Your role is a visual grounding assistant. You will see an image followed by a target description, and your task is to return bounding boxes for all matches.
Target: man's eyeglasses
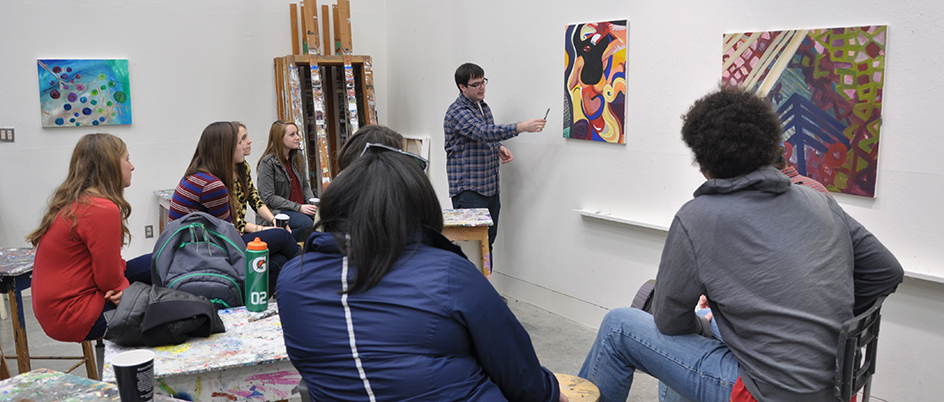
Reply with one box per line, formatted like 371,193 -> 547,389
466,78 -> 488,89
360,142 -> 429,173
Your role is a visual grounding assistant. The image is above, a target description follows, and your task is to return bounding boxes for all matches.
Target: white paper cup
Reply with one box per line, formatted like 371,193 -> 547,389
112,349 -> 155,402
274,213 -> 290,228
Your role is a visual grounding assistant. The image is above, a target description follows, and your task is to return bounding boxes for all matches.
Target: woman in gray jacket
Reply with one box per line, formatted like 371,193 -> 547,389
256,120 -> 316,242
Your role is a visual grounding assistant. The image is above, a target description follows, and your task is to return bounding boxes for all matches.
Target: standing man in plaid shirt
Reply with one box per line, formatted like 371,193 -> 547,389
444,62 -> 547,258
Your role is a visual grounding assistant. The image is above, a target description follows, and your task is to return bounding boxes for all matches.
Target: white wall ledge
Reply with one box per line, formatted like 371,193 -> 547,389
574,209 -> 670,232
575,209 -> 944,285
903,270 -> 944,285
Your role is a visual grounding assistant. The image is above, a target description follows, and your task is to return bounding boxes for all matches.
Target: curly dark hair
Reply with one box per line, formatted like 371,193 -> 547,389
680,86 -> 783,179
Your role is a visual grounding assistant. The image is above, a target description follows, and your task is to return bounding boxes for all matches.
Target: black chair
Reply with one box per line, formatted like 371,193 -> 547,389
835,296 -> 885,402
630,279 -> 656,313
298,377 -> 312,402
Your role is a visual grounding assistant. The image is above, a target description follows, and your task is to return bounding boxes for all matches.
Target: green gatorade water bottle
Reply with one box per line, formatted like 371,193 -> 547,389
246,237 -> 269,312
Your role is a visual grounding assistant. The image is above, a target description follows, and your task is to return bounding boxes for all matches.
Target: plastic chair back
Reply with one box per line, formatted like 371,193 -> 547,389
298,377 -> 312,402
835,296 -> 885,402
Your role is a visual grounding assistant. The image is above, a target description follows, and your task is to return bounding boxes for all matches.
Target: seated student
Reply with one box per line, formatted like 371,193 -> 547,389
298,124 -> 405,238
233,121 -> 285,232
578,86 -> 904,402
335,124 -> 404,171
255,120 -> 316,242
169,121 -> 299,290
27,133 -> 151,342
277,146 -> 566,402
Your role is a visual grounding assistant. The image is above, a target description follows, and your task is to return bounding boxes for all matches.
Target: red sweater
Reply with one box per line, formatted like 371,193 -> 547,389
32,196 -> 130,342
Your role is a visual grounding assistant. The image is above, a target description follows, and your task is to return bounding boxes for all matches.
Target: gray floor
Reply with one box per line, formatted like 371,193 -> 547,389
0,293 -> 651,402
506,297 -> 660,402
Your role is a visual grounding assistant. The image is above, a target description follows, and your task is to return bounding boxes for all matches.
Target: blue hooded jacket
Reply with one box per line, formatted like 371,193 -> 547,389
277,227 -> 560,402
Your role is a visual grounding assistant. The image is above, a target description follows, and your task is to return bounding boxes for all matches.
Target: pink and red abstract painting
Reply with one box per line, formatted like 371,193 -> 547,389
723,26 -> 886,197
564,20 -> 627,144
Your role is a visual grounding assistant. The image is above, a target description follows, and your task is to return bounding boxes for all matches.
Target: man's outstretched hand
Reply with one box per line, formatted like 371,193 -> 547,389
517,118 -> 547,133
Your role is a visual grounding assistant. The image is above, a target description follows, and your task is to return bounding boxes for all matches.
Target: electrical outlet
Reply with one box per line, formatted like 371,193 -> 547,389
0,128 -> 13,143
145,225 -> 154,238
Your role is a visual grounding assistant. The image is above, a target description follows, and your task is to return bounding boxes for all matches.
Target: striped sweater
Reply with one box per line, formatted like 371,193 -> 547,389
169,172 -> 230,223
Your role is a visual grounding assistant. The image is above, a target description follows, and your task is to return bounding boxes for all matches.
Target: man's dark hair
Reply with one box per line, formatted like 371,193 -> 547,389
454,63 -> 484,90
680,86 -> 783,179
317,149 -> 443,294
337,125 -> 405,171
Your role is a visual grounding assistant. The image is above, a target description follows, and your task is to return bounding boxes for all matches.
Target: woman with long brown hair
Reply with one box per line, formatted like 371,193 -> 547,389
169,121 -> 298,293
256,120 -> 316,242
27,133 -> 151,342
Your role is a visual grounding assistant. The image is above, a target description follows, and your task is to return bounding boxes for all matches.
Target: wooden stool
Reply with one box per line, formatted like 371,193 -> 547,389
555,373 -> 600,402
3,340 -> 99,380
78,340 -> 99,380
0,343 -> 11,380
56,340 -> 99,380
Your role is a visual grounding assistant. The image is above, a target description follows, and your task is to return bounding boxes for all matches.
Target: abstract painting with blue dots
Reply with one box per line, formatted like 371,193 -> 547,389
37,59 -> 132,127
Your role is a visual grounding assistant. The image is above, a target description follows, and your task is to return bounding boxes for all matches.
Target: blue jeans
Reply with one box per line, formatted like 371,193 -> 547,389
86,253 -> 153,340
579,308 -> 739,402
659,308 -> 725,402
280,210 -> 314,243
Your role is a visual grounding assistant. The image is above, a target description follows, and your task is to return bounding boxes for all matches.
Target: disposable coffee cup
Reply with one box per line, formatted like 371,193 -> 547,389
308,197 -> 319,204
274,213 -> 290,228
112,349 -> 155,402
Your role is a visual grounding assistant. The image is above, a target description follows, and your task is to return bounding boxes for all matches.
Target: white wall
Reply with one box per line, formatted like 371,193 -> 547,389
382,1 -> 944,400
2,0 -> 942,400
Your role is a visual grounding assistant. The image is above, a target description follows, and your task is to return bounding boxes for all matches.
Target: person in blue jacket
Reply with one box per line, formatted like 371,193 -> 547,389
277,144 -> 566,402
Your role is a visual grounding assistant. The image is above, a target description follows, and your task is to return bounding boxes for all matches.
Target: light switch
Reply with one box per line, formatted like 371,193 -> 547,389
0,128 -> 13,143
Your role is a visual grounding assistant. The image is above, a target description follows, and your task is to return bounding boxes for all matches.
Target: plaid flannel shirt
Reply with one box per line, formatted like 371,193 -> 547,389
780,166 -> 831,196
443,94 -> 519,197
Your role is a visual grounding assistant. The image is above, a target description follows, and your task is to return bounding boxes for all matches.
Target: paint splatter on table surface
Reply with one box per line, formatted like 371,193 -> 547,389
103,303 -> 287,382
0,248 -> 35,276
442,208 -> 492,227
0,368 -> 182,401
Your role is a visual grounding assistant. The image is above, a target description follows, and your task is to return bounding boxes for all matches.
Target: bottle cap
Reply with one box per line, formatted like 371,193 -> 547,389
247,237 -> 268,251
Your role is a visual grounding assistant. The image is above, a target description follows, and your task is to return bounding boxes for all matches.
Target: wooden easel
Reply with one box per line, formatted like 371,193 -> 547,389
274,0 -> 378,194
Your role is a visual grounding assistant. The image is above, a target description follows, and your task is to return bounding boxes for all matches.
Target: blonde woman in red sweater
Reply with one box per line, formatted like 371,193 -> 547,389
26,133 -> 151,342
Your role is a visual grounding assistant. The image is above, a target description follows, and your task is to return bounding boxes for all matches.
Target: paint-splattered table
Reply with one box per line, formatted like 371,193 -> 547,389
155,189 -> 175,234
0,247 -> 36,373
0,368 -> 183,401
103,303 -> 300,401
442,208 -> 493,279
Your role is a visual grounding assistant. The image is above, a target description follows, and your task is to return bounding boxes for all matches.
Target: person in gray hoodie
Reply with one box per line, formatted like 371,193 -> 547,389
579,86 -> 903,402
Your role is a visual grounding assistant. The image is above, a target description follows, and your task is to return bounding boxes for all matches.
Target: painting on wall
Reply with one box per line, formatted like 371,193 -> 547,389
564,20 -> 627,144
723,26 -> 886,197
37,59 -> 132,127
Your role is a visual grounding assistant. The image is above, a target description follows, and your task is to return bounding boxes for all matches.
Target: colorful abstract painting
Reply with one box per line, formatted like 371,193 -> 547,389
564,20 -> 627,144
37,59 -> 132,127
723,26 -> 886,197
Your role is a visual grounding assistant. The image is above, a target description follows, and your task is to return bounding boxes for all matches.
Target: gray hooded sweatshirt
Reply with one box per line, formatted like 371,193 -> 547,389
651,165 -> 902,402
